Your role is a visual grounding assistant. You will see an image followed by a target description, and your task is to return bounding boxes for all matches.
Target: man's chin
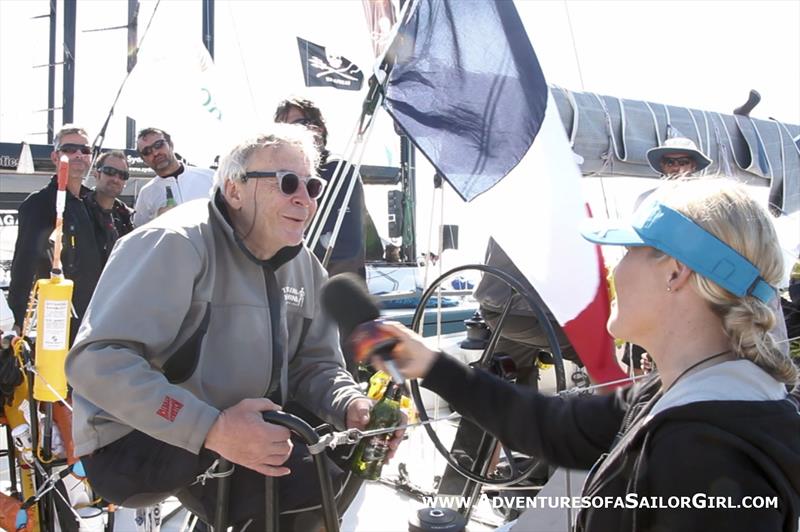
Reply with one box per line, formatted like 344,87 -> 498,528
155,159 -> 173,172
282,234 -> 305,249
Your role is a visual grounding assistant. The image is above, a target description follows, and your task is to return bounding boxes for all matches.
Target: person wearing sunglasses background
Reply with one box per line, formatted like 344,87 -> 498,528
7,124 -> 106,343
646,136 -> 712,178
85,150 -> 134,266
275,97 -> 371,280
67,124 -> 387,530
132,127 -> 214,227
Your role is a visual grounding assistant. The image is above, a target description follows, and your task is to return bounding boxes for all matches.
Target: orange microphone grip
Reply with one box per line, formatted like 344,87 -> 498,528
348,321 -> 399,364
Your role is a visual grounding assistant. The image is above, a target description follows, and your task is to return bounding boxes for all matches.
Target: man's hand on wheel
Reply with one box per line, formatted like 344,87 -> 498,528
204,398 -> 293,477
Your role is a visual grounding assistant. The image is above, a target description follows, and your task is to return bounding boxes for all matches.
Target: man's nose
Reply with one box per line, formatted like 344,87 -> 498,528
291,183 -> 312,205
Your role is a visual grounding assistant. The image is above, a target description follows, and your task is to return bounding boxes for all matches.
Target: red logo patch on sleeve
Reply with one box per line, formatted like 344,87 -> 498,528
156,396 -> 184,422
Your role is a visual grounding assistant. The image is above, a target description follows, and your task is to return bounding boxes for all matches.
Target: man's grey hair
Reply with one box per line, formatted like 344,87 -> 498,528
53,124 -> 89,148
214,123 -> 319,188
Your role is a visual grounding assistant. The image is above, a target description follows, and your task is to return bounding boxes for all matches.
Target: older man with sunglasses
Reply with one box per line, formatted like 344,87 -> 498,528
67,124 -> 383,531
133,127 -> 214,226
85,150 -> 134,265
7,124 -> 106,342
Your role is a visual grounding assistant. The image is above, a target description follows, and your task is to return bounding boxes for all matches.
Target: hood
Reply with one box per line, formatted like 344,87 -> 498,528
647,360 -> 800,497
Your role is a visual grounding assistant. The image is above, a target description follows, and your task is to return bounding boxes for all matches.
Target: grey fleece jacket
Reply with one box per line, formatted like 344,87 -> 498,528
66,190 -> 363,457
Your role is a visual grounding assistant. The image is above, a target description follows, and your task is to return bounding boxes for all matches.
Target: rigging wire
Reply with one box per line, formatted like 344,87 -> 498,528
225,1 -> 260,123
89,0 -> 163,161
563,0 -> 614,222
562,0 -> 585,92
421,183 -> 438,293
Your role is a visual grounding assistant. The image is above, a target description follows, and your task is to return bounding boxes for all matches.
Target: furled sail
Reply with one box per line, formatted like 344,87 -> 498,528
551,86 -> 800,214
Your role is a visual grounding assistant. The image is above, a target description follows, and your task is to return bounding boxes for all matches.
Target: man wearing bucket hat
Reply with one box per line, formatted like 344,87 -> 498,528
646,136 -> 713,177
367,180 -> 800,532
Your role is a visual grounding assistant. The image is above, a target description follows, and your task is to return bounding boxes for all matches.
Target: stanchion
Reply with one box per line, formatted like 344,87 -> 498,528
262,411 -> 340,532
213,458 -> 231,532
264,476 -> 279,532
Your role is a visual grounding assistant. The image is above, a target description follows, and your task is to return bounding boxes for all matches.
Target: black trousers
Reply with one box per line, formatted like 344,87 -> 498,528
82,430 -> 345,531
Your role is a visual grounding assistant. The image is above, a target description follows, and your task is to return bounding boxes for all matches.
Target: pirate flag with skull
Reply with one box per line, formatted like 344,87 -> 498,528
297,37 -> 364,91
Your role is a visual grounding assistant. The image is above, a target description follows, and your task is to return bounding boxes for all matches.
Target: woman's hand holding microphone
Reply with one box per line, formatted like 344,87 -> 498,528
369,321 -> 440,380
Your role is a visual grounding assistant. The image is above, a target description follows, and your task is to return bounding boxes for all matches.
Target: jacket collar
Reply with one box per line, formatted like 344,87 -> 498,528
158,163 -> 185,179
48,174 -> 92,198
209,187 -> 302,270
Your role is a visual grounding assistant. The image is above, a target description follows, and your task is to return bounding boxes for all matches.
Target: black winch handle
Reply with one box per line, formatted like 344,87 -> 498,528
262,410 -> 340,532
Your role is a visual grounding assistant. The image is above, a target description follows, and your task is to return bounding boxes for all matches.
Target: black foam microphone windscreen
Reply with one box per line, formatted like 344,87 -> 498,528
321,273 -> 380,338
321,273 -> 404,383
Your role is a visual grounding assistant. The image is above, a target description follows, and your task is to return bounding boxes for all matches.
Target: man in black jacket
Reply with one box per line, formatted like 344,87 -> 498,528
7,125 -> 104,342
84,150 -> 134,265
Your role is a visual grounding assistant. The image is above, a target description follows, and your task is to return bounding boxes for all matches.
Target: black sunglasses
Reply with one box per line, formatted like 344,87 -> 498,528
98,165 -> 130,180
57,143 -> 92,155
242,171 -> 326,199
662,157 -> 694,167
139,138 -> 168,157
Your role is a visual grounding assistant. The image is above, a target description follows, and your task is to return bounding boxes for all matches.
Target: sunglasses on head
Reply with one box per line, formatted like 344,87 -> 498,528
662,157 -> 694,167
242,171 -> 326,199
139,138 -> 168,157
98,165 -> 130,180
57,143 -> 92,155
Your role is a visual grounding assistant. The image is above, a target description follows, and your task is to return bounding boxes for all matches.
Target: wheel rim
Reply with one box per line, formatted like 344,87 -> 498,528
408,263 -> 566,486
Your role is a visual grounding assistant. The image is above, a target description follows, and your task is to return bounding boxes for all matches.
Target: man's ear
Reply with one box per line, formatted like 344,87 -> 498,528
50,150 -> 60,166
668,257 -> 693,291
224,179 -> 243,210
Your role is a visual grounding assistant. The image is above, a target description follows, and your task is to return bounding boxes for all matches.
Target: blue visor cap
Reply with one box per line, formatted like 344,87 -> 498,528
581,202 -> 776,303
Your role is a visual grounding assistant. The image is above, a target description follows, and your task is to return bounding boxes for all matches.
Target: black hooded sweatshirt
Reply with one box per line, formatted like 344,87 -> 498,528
422,354 -> 800,532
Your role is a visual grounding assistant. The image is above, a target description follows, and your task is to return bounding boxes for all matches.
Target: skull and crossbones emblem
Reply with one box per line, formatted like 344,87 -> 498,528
310,54 -> 360,81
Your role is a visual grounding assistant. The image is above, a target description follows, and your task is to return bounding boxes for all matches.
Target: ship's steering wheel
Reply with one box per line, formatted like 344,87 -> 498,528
408,264 -> 567,487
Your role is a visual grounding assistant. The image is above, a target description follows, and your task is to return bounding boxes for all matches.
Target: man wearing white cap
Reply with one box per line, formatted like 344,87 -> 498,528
646,136 -> 712,177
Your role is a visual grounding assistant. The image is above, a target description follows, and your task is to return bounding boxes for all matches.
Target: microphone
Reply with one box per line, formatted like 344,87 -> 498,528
321,273 -> 404,384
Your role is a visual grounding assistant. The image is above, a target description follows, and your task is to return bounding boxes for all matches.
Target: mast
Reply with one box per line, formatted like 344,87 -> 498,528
47,0 -> 57,143
125,0 -> 139,149
62,0 -> 76,124
202,0 -> 214,58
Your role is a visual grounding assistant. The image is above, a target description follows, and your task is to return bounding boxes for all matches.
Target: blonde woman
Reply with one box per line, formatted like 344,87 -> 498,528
375,180 -> 800,532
